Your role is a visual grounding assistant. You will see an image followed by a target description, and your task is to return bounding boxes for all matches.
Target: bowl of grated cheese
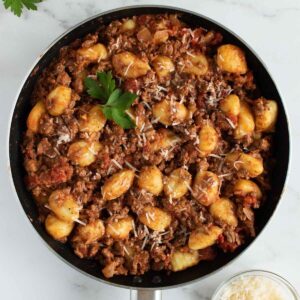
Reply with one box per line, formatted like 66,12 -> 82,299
211,270 -> 299,300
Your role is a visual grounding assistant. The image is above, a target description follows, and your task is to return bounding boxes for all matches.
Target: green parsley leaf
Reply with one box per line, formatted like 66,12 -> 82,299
112,109 -> 135,129
3,0 -> 43,17
102,106 -> 113,120
97,71 -> 115,99
84,71 -> 137,129
106,89 -> 122,107
114,92 -> 137,111
84,77 -> 103,99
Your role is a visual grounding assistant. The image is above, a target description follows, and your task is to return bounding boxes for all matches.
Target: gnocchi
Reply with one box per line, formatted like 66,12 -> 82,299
112,51 -> 150,78
209,198 -> 238,228
26,101 -> 46,133
183,53 -> 209,76
68,140 -> 102,167
233,179 -> 262,200
139,206 -> 171,231
137,27 -> 152,43
77,43 -> 108,62
106,216 -> 133,239
254,99 -> 278,132
46,85 -> 72,116
74,220 -> 105,244
152,99 -> 188,126
121,19 -> 136,32
198,123 -> 218,157
138,165 -> 163,195
216,44 -> 247,74
45,214 -> 74,241
164,168 -> 192,199
225,151 -> 264,178
188,226 -> 222,250
48,189 -> 80,222
150,129 -> 180,152
234,101 -> 255,139
153,56 -> 175,78
102,169 -> 135,200
220,94 -> 240,118
78,105 -> 106,132
153,30 -> 169,44
193,171 -> 220,206
171,248 -> 200,272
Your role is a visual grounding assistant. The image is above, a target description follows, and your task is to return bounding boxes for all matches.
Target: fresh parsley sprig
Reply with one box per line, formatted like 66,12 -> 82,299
3,0 -> 43,17
84,71 -> 137,129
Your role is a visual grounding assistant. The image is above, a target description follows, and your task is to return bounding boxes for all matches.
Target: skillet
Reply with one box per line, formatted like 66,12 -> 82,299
8,5 -> 290,300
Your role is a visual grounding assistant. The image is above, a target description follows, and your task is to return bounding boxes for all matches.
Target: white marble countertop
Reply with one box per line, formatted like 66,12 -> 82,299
1,0 -> 300,299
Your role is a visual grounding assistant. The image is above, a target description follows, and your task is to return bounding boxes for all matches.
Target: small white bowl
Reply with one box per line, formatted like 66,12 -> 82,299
211,270 -> 299,300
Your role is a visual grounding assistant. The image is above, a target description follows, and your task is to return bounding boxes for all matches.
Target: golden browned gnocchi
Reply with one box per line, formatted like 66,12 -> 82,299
138,165 -> 163,195
193,171 -> 220,206
234,101 -> 255,139
152,99 -> 188,126
150,128 -> 180,152
77,43 -> 108,62
164,168 -> 192,199
121,19 -> 136,32
67,140 -> 102,167
102,169 -> 135,200
198,123 -> 218,157
112,51 -> 150,78
210,198 -> 238,228
139,206 -> 171,231
46,85 -> 72,116
48,189 -> 80,222
183,53 -> 209,76
226,151 -> 264,178
26,101 -> 46,133
171,248 -> 200,272
188,226 -> 223,250
220,94 -> 240,118
45,214 -> 74,241
152,56 -> 175,78
153,30 -> 169,44
233,179 -> 262,200
216,44 -> 247,74
74,220 -> 105,244
254,99 -> 278,132
106,216 -> 133,239
78,105 -> 106,132
137,27 -> 152,43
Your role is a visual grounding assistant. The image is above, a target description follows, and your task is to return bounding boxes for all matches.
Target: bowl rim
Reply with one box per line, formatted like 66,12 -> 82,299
211,269 -> 300,299
7,4 -> 291,290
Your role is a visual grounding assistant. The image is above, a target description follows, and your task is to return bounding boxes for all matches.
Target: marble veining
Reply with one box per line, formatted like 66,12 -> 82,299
0,0 -> 300,299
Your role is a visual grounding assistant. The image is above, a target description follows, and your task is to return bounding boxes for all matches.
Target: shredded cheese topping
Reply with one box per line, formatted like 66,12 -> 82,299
217,275 -> 293,300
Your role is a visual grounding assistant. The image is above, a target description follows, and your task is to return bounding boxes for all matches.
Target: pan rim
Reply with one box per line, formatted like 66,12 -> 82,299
7,4 -> 291,290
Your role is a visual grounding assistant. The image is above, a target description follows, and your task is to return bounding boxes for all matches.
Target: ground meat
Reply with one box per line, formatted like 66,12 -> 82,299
102,259 -> 128,278
130,250 -> 150,275
73,242 -> 100,259
22,14 -> 276,278
26,157 -> 73,189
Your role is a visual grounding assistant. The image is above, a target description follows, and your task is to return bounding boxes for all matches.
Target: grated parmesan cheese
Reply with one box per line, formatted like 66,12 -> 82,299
225,117 -> 236,129
124,61 -> 133,76
111,159 -> 123,169
75,219 -> 86,226
57,133 -> 71,145
216,275 -> 293,300
124,160 -> 138,172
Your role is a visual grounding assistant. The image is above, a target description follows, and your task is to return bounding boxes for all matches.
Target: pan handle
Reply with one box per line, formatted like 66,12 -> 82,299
130,289 -> 162,300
